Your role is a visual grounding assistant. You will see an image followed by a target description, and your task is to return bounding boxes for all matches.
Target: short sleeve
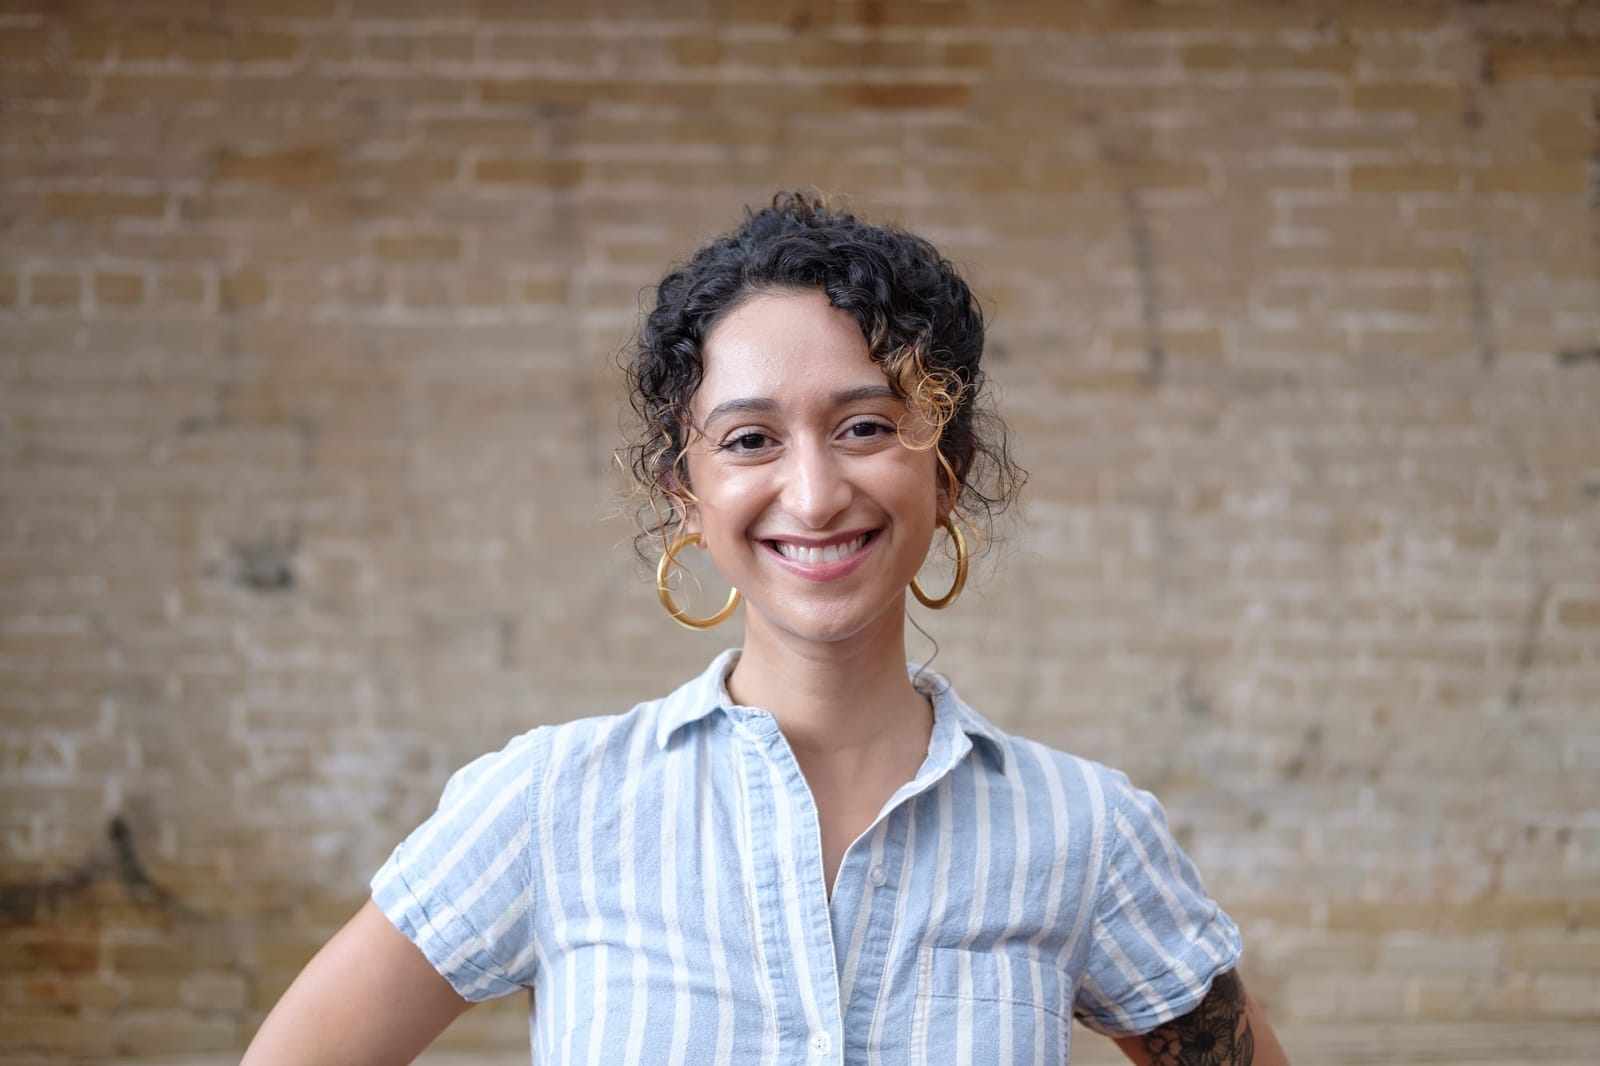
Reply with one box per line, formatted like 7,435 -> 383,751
1072,770 -> 1243,1036
370,727 -> 549,1002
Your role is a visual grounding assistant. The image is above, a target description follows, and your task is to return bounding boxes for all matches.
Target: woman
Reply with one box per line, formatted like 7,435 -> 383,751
243,193 -> 1289,1065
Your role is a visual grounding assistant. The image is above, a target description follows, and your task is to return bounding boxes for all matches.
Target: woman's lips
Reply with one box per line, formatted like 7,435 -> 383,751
762,530 -> 879,581
769,532 -> 869,565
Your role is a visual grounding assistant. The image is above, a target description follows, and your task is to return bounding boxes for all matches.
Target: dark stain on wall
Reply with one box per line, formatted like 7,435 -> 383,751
0,818 -> 182,926
1119,181 -> 1167,380
1504,582 -> 1550,715
229,532 -> 298,593
1556,346 -> 1600,367
1590,91 -> 1600,211
1465,35 -> 1498,370
1281,724 -> 1325,783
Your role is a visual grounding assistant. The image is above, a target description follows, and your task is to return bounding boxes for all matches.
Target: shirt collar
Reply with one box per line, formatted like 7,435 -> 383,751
653,648 -> 744,749
654,650 -> 1010,773
915,663 -> 1011,774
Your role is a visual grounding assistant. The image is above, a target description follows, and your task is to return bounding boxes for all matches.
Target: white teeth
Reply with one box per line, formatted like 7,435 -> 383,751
775,534 -> 868,564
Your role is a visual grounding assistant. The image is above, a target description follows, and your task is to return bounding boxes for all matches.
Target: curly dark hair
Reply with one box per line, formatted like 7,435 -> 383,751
622,190 -> 1025,562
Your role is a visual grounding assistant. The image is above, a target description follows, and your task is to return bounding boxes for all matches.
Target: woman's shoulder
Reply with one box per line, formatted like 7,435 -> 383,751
933,678 -> 1140,808
988,727 -> 1144,810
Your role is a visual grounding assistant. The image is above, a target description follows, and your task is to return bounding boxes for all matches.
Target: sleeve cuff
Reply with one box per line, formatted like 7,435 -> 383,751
370,851 -> 527,1002
1075,910 -> 1244,1036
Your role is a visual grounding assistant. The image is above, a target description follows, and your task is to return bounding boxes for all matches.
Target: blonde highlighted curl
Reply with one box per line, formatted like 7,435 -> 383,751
621,191 -> 1025,563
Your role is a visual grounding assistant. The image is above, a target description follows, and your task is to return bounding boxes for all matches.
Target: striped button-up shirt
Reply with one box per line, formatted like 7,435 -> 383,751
372,650 -> 1241,1064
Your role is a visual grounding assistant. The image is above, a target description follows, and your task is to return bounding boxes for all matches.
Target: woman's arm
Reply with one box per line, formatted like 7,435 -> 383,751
241,900 -> 473,1066
1113,970 -> 1290,1066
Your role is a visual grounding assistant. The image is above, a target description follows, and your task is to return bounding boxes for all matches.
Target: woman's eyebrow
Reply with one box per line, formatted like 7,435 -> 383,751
832,384 -> 897,405
703,397 -> 777,425
703,385 -> 897,427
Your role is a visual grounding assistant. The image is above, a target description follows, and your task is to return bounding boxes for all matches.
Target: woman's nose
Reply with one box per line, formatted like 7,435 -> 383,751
782,442 -> 851,527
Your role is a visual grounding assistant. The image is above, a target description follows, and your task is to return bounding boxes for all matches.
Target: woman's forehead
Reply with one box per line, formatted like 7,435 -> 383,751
695,290 -> 886,411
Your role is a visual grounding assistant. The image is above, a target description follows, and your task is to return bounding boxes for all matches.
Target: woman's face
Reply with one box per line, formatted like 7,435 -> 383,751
682,288 -> 944,649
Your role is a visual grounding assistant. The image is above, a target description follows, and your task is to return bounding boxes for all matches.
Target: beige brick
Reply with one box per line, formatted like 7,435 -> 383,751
1283,972 -> 1413,1020
1331,2 -> 1457,32
0,26 -> 49,59
1510,936 -> 1600,973
217,0 -> 339,14
1350,82 -> 1468,114
0,935 -> 102,973
155,270 -> 209,305
472,156 -> 584,187
0,1012 -> 108,1056
42,191 -> 167,223
829,81 -> 972,111
1354,41 -> 1430,75
420,116 -> 540,147
1531,974 -> 1600,1017
1378,935 -> 1504,974
216,147 -> 339,187
670,34 -> 723,68
941,40 -> 993,70
1556,599 -> 1600,627
1408,974 -> 1533,1019
1489,40 -> 1600,81
1132,159 -> 1214,192
107,1011 -> 239,1056
1477,162 -> 1590,196
522,277 -> 570,306
1183,43 -> 1358,76
371,233 -> 462,262
93,272 -> 145,306
69,23 -> 112,61
28,273 -> 82,306
2,68 -> 94,102
477,76 -> 596,107
116,21 -> 174,61
170,24 -> 296,64
1349,163 -> 1464,193
179,972 -> 249,1011
219,270 -> 270,308
1106,2 -> 1325,32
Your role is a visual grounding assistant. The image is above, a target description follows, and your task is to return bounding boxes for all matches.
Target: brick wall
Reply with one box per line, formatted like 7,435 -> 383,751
2,1 -> 1597,1062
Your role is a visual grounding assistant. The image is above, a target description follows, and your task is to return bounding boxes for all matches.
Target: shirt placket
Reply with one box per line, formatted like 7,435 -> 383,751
731,708 -> 846,1064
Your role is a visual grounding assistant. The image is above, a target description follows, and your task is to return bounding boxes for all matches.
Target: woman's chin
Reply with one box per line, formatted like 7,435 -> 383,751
742,596 -> 908,651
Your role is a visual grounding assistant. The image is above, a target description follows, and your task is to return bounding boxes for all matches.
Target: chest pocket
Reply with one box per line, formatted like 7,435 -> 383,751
914,946 -> 1072,1063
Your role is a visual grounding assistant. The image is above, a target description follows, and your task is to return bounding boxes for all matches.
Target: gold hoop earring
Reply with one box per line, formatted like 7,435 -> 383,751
656,531 -> 740,630
911,516 -> 968,610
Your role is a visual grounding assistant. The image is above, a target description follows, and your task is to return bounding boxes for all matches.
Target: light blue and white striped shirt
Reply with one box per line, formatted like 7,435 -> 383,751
372,650 -> 1241,1064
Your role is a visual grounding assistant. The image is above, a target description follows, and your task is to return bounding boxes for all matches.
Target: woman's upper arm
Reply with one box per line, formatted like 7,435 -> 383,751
241,899 -> 473,1066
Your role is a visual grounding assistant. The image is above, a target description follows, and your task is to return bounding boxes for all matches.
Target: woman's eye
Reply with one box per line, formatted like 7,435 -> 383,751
847,421 -> 892,439
723,432 -> 770,452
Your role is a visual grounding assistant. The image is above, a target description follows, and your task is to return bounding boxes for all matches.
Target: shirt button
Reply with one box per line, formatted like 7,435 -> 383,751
810,1032 -> 832,1055
868,864 -> 888,887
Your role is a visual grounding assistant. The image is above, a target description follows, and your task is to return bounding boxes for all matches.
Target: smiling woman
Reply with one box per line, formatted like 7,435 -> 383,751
241,192 -> 1289,1066
682,290 -> 947,653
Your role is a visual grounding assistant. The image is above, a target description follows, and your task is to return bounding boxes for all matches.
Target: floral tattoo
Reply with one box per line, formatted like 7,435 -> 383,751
1139,970 -> 1255,1065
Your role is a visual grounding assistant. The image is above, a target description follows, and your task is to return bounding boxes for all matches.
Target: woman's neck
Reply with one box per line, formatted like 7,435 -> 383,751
726,612 -> 932,764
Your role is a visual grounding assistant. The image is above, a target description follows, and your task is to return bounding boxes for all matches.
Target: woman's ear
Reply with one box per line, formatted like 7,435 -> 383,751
934,448 -> 964,520
673,497 -> 700,540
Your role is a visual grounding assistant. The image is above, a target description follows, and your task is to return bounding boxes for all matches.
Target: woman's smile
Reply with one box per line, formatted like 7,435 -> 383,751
764,529 -> 879,578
